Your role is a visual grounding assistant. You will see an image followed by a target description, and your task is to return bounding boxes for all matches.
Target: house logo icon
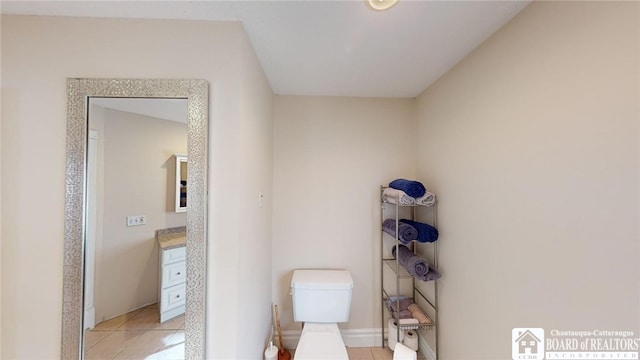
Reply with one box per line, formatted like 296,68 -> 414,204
512,328 -> 544,360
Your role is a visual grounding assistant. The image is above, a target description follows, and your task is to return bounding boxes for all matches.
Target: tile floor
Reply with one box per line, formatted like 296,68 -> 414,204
84,303 -> 185,360
288,346 -> 426,360
85,304 -> 424,360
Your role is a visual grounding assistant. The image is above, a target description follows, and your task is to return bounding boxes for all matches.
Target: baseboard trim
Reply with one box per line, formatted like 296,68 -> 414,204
281,327 -> 436,359
281,328 -> 382,350
280,329 -> 300,349
83,306 -> 96,330
418,334 -> 436,360
343,328 -> 384,348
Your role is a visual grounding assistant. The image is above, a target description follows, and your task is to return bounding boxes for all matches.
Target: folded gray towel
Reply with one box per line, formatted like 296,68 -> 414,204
382,187 -> 415,205
392,245 -> 441,281
415,192 -> 436,207
382,219 -> 418,244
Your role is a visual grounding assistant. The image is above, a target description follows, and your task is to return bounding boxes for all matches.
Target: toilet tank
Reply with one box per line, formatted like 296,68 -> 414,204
291,269 -> 353,323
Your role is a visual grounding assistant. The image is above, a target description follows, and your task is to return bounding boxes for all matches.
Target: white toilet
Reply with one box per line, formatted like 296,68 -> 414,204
290,269 -> 354,360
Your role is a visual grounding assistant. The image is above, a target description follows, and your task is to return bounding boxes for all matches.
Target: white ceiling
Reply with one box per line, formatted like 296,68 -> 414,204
91,98 -> 188,123
1,0 -> 531,98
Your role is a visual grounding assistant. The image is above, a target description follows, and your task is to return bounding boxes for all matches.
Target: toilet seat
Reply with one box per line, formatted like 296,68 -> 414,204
294,323 -> 348,360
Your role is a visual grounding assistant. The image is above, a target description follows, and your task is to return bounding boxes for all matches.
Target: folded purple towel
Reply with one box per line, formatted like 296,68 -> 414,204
382,219 -> 418,244
390,297 -> 413,312
392,244 -> 441,281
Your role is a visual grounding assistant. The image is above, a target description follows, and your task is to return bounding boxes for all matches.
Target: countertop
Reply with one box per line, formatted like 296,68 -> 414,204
156,226 -> 186,250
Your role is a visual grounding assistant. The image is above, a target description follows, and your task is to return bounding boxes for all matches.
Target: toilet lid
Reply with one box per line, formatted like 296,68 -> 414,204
294,323 -> 348,360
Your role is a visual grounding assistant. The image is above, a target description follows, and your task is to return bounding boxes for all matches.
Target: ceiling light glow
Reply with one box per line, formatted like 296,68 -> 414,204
366,0 -> 399,11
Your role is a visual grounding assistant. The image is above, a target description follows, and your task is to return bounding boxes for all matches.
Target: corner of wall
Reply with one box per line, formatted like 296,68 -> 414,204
414,2 -> 640,358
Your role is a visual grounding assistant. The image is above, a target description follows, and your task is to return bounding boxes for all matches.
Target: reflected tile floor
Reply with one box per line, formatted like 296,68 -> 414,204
84,304 -> 185,360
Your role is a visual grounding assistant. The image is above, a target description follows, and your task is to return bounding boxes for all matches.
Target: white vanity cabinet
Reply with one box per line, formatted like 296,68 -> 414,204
159,245 -> 186,322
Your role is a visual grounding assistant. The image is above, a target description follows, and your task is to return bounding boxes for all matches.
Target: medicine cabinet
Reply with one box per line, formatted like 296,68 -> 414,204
175,154 -> 187,212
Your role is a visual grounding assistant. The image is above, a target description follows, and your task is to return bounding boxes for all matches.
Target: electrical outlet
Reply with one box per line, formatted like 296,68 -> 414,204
126,215 -> 147,227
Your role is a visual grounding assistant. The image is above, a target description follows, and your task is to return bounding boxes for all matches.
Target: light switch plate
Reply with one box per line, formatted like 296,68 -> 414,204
126,215 -> 146,226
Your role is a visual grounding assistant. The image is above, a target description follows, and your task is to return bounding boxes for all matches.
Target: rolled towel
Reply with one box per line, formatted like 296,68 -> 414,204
412,311 -> 430,324
382,187 -> 416,205
389,179 -> 426,198
382,219 -> 418,244
392,245 -> 441,281
415,192 -> 436,207
399,219 -> 439,243
408,303 -> 432,324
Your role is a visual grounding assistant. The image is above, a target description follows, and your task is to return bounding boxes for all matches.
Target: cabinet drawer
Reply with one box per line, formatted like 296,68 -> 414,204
162,261 -> 186,289
161,283 -> 186,312
162,246 -> 186,265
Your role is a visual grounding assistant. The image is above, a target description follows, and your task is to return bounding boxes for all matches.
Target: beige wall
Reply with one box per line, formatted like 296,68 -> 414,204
415,1 -> 639,359
0,15 -> 274,359
224,24 -> 274,359
273,96 -> 416,332
95,107 -> 187,322
2,2 -> 638,359
0,30 -> 3,353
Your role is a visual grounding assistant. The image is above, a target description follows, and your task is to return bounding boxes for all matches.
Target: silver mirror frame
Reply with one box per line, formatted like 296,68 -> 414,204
62,78 -> 208,359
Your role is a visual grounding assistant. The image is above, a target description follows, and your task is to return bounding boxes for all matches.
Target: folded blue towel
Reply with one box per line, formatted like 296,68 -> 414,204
392,245 -> 441,281
399,219 -> 439,243
382,219 -> 418,244
389,179 -> 426,198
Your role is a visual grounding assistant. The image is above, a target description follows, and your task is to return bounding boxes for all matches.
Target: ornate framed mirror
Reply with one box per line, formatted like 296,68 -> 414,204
62,78 -> 208,359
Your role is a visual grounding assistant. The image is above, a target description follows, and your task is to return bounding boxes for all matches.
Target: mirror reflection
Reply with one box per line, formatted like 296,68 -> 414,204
175,154 -> 188,212
63,78 -> 207,360
83,98 -> 188,359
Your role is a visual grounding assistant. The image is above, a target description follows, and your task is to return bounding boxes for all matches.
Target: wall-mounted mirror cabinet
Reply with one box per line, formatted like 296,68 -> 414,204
175,154 -> 187,212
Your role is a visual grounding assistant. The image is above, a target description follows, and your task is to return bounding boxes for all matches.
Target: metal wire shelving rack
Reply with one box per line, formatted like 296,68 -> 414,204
380,186 -> 439,359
